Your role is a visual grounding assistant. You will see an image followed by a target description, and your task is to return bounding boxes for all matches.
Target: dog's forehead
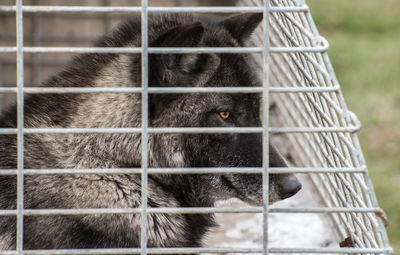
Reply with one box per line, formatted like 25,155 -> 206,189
199,93 -> 259,110
234,94 -> 260,111
213,54 -> 261,88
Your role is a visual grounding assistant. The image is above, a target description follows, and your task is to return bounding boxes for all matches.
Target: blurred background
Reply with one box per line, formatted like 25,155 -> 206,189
308,0 -> 400,251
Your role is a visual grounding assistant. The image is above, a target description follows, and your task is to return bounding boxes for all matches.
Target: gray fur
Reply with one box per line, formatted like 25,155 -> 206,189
0,13 -> 301,251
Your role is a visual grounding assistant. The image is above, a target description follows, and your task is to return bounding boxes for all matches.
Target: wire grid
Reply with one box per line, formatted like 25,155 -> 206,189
0,0 -> 393,254
239,0 -> 393,254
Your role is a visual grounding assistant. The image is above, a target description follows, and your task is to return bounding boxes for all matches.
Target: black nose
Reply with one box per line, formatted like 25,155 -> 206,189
278,178 -> 302,199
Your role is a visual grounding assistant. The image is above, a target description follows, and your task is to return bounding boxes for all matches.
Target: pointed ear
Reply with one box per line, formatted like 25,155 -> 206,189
221,13 -> 263,43
152,22 -> 208,85
150,22 -> 220,87
160,22 -> 204,47
159,22 -> 205,76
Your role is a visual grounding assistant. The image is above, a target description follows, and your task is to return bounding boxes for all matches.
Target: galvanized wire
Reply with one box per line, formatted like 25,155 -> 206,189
15,1 -> 25,254
0,247 -> 393,255
140,0 -> 149,253
0,45 -> 329,54
0,5 -> 309,13
237,0 -> 392,253
262,1 -> 271,254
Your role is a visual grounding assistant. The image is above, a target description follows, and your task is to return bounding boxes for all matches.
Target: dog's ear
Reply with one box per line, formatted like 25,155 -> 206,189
157,22 -> 205,82
160,22 -> 205,48
221,13 -> 263,44
151,22 -> 220,87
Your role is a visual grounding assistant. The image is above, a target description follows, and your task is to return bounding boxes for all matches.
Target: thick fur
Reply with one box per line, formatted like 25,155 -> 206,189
0,13 -> 300,250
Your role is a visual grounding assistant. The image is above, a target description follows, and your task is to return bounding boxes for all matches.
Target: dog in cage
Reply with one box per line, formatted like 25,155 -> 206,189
0,13 -> 301,250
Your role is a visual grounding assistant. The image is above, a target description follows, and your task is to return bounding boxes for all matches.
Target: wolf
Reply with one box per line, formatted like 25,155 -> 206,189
0,13 -> 301,250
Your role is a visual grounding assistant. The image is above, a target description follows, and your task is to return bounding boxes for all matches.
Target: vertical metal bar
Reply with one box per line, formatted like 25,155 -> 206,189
262,0 -> 270,254
140,0 -> 149,254
16,0 -> 24,254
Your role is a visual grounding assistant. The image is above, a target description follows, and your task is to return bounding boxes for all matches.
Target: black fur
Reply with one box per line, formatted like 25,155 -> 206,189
0,13 -> 300,251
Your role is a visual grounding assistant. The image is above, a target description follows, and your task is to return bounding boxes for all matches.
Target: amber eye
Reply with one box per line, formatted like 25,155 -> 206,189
219,111 -> 230,120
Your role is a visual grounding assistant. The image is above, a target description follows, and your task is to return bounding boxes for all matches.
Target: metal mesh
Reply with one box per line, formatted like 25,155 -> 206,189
239,0 -> 392,253
0,0 -> 393,254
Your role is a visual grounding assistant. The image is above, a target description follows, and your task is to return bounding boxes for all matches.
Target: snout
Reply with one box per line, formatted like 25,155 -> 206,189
278,175 -> 302,199
269,144 -> 302,200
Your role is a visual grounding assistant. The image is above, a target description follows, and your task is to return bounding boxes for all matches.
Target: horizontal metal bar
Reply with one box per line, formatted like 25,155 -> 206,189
149,46 -> 328,54
269,207 -> 382,213
0,247 -> 393,255
269,126 -> 361,133
0,128 -> 18,134
26,47 -> 261,54
269,247 -> 393,254
0,6 -> 309,13
0,47 -> 16,53
0,88 -> 18,93
1,46 -> 258,54
270,86 -> 340,92
7,168 -> 263,175
149,6 -> 310,13
0,126 -> 362,134
0,33 -> 104,44
0,46 -> 316,54
1,6 -> 142,13
21,127 -> 141,134
0,210 -> 18,216
3,208 -> 258,216
0,43 -> 329,54
23,127 -> 260,134
0,167 -> 367,176
26,87 -> 143,94
0,206 -> 384,216
0,86 -> 341,94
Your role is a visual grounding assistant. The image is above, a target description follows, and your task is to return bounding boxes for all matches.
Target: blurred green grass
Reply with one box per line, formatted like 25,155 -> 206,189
307,0 -> 400,252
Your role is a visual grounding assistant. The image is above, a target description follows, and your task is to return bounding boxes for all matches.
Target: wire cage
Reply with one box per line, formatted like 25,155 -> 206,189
0,0 -> 393,254
239,0 -> 393,254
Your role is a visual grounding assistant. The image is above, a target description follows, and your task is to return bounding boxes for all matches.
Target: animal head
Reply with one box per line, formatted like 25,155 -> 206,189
146,13 -> 301,205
